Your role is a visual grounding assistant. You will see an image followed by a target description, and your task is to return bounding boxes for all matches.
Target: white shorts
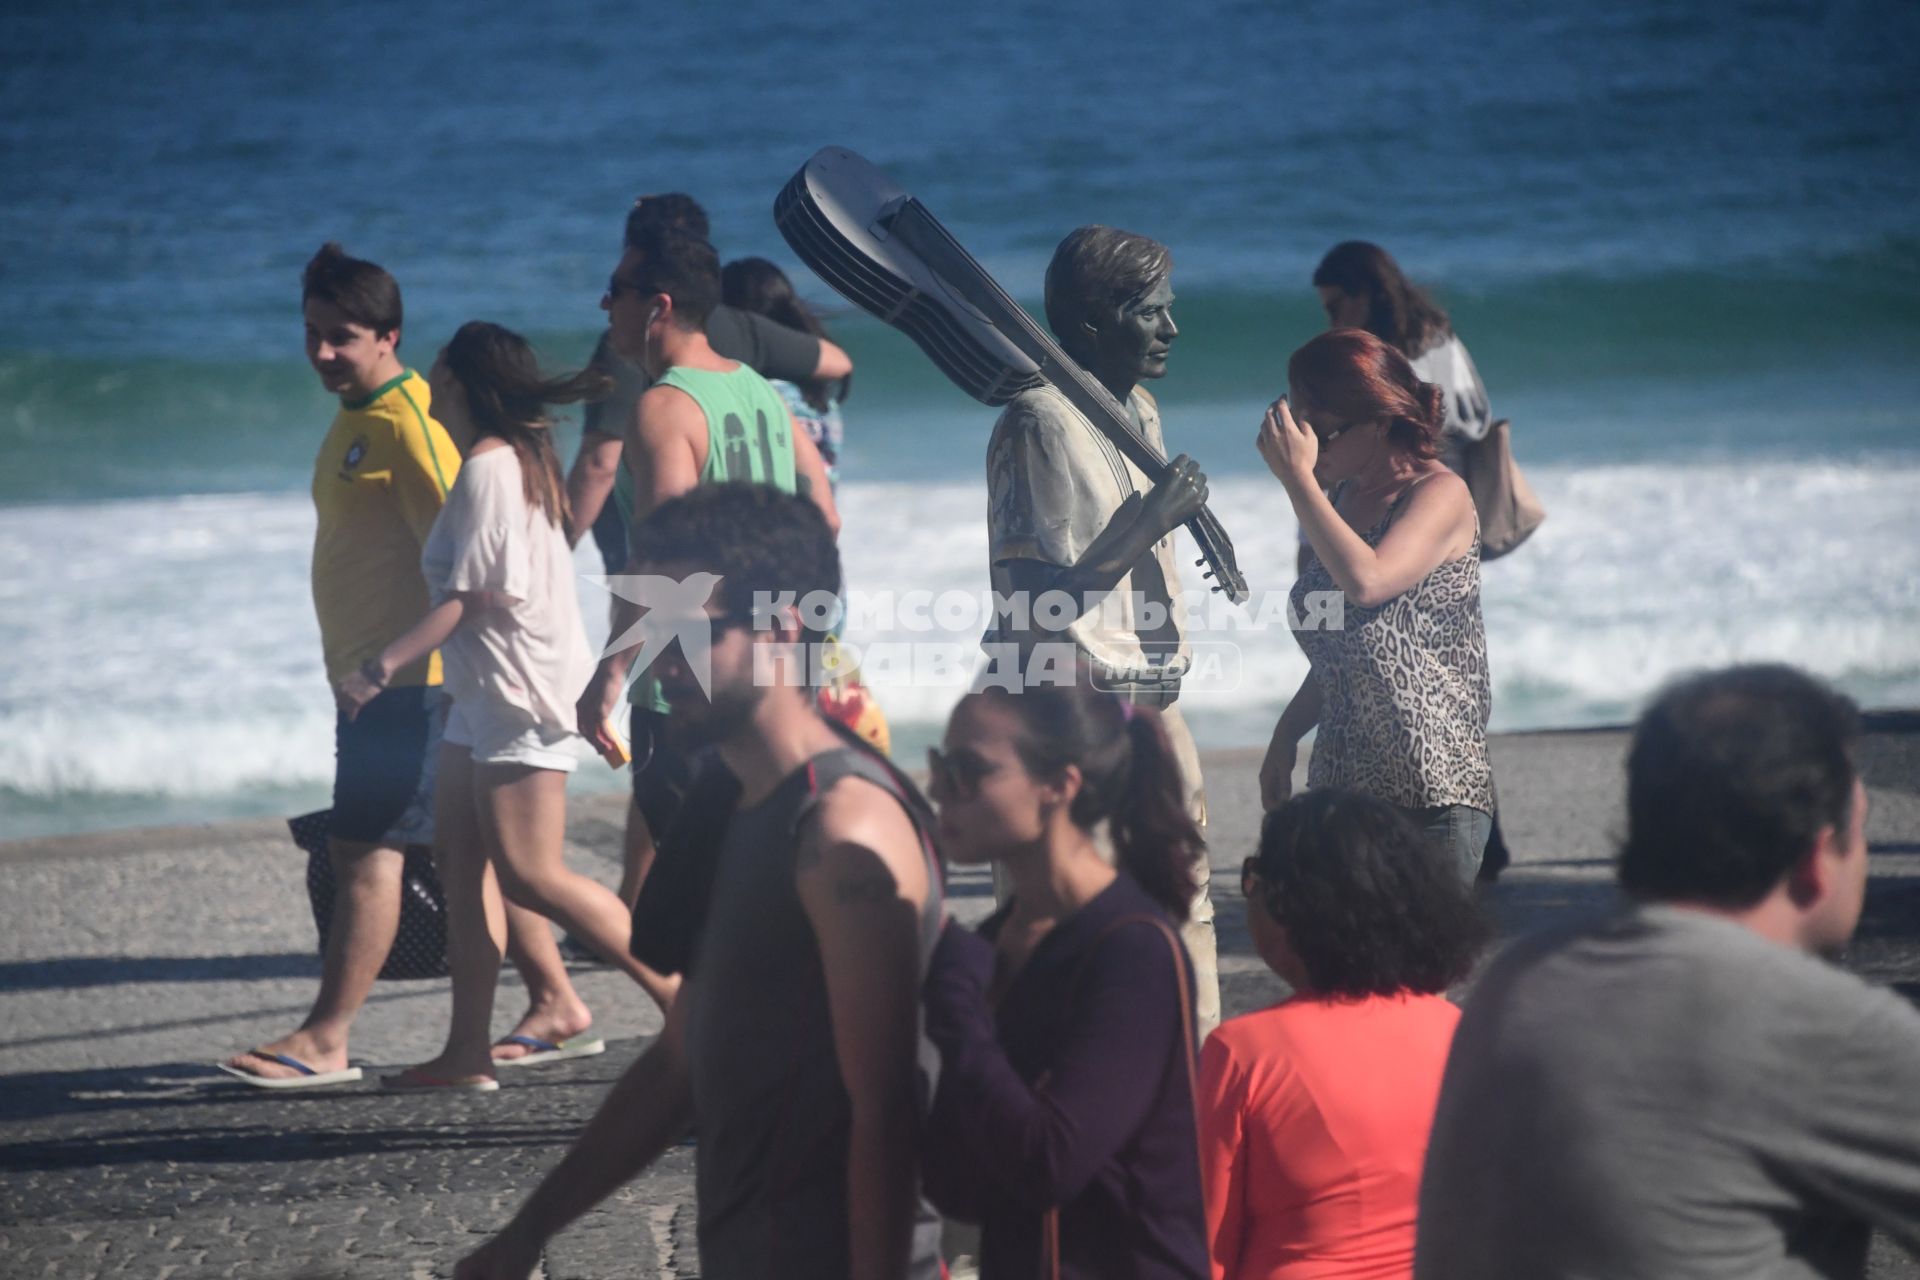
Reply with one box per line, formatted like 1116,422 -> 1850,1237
444,699 -> 581,773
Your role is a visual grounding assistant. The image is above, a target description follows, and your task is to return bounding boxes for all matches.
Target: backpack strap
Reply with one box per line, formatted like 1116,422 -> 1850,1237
788,728 -> 946,901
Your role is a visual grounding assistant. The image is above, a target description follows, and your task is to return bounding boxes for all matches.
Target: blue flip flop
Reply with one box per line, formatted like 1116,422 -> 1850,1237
215,1050 -> 364,1090
491,1033 -> 607,1068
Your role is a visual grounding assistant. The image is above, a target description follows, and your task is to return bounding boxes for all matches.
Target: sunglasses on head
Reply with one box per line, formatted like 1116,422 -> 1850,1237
926,745 -> 1001,800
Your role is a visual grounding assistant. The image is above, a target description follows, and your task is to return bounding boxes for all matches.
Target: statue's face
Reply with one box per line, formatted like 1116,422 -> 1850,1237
1094,277 -> 1177,382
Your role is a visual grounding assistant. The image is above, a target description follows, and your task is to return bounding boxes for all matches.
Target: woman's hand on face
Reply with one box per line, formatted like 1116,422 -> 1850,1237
1256,397 -> 1319,491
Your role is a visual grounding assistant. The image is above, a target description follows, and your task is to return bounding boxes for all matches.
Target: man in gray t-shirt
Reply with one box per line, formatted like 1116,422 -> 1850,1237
1417,665 -> 1920,1280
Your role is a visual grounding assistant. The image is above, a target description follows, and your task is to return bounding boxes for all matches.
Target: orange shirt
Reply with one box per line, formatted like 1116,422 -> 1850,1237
1198,994 -> 1460,1280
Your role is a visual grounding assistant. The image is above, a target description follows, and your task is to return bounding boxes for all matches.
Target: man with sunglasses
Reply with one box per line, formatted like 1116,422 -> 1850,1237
563,228 -> 838,1010
564,194 -> 852,579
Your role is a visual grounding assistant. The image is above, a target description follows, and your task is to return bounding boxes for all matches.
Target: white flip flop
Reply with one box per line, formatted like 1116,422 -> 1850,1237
215,1051 -> 364,1090
491,1033 -> 608,1069
379,1067 -> 500,1093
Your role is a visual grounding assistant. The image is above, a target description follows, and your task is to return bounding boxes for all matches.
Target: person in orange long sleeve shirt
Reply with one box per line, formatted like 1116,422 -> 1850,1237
1199,792 -> 1487,1279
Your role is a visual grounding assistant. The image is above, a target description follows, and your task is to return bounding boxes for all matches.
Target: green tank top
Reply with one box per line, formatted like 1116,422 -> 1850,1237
620,363 -> 801,711
613,363 -> 798,526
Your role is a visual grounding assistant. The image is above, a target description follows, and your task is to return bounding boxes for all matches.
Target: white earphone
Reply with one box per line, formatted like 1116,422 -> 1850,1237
642,305 -> 662,369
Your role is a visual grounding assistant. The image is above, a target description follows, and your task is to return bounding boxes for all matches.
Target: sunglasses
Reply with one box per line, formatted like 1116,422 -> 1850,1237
926,746 -> 1001,800
635,609 -> 757,648
1241,855 -> 1269,897
1315,416 -> 1362,448
605,272 -> 655,302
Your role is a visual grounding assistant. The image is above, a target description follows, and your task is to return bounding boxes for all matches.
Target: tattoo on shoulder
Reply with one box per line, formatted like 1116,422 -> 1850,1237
833,868 -> 899,906
796,474 -> 812,498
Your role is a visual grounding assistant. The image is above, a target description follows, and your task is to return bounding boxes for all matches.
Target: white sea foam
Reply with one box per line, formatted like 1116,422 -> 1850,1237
1,461 -> 1916,829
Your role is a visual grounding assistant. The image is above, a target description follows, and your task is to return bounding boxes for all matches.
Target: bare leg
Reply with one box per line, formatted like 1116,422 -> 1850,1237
491,772 -> 678,1010
223,838 -> 402,1079
493,899 -> 595,1062
386,744 -> 509,1083
616,798 -> 658,910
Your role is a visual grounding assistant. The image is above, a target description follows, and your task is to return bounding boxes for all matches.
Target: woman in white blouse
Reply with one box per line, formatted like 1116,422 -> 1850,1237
340,322 -> 664,1090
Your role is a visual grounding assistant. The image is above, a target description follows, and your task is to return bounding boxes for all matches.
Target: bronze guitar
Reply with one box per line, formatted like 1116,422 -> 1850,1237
774,146 -> 1249,603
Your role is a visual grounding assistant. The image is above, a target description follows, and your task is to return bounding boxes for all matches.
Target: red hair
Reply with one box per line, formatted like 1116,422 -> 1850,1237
1287,328 -> 1445,462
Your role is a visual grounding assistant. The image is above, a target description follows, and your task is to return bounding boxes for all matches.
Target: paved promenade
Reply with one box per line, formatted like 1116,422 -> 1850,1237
4,726 -> 1917,1277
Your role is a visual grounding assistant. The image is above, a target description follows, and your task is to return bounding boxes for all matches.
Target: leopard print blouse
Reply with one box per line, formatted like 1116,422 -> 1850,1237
1289,490 -> 1495,814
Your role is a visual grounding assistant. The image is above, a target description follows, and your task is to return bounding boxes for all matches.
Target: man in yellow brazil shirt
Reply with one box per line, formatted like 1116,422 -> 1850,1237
220,243 -> 461,1087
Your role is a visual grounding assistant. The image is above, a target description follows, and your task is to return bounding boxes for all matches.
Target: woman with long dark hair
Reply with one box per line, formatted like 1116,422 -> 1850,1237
1255,329 -> 1494,880
1311,242 -> 1491,470
1201,791 -> 1486,1278
921,680 -> 1208,1279
339,321 -> 661,1089
721,256 -> 847,492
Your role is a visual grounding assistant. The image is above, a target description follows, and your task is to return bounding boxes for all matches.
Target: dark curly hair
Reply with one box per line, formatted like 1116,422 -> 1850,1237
628,483 -> 841,645
1252,791 -> 1486,998
1620,664 -> 1859,908
982,678 -> 1203,923
624,192 -> 711,247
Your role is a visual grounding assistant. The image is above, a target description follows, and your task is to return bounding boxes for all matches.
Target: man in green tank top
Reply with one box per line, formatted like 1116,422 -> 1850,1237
576,230 -> 839,1000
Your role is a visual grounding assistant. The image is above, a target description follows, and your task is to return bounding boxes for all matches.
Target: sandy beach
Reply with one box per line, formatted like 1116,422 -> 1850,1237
3,723 -> 1916,1277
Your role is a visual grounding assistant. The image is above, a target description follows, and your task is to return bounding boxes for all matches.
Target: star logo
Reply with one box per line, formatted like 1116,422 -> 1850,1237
590,571 -> 728,698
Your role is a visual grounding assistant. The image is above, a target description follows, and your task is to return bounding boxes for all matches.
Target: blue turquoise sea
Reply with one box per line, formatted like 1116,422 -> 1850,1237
2,0 -> 1917,836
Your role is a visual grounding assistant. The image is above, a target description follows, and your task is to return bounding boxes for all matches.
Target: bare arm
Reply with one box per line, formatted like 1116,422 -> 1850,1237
790,414 -> 841,537
454,994 -> 695,1279
1289,474 -> 1473,608
338,594 -> 478,719
575,387 -> 705,755
794,781 -> 931,1280
812,338 -> 853,382
564,430 -> 624,549
1258,399 -> 1474,608
1260,668 -> 1321,810
1274,668 -> 1322,744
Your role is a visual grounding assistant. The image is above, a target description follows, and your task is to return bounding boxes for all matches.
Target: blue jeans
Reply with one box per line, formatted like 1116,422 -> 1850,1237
1412,804 -> 1492,884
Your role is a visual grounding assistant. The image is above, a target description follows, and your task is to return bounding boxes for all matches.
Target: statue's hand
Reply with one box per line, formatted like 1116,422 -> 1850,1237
1142,454 -> 1209,537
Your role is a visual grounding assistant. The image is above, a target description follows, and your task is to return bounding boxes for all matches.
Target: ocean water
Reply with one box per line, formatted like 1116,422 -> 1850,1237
2,0 -> 1918,837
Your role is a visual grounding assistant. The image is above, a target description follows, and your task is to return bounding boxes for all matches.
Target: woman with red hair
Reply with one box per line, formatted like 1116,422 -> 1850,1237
1254,329 -> 1494,880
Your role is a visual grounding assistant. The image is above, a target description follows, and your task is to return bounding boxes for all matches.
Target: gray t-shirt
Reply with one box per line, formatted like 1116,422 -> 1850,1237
1417,904 -> 1920,1280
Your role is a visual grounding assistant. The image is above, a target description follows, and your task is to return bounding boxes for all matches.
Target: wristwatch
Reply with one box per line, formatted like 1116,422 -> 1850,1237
359,657 -> 390,689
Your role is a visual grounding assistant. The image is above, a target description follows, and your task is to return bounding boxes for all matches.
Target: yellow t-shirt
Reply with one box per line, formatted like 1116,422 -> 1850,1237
310,370 -> 461,686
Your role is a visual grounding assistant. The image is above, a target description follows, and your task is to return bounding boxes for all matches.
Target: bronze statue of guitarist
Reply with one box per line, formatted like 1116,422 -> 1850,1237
984,225 -> 1220,1033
